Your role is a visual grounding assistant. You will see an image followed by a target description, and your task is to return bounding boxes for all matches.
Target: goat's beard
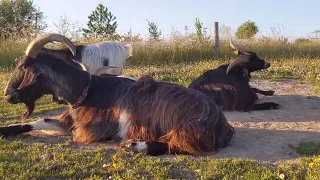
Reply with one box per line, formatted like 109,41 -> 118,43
22,101 -> 35,120
15,85 -> 44,123
18,91 -> 39,124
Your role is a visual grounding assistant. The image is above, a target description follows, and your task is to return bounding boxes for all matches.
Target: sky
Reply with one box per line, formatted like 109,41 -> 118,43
33,0 -> 320,40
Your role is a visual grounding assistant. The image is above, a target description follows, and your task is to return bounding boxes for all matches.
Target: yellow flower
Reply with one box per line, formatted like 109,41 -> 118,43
314,158 -> 320,163
113,163 -> 118,168
102,164 -> 107,168
309,163 -> 314,168
112,154 -> 117,161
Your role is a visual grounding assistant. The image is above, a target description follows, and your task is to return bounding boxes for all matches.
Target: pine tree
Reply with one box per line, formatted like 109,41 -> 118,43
194,17 -> 203,40
147,20 -> 161,41
83,3 -> 118,39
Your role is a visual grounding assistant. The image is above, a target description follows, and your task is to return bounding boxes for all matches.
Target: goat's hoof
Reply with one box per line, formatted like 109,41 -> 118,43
268,102 -> 280,109
265,90 -> 275,96
274,104 -> 281,109
120,139 -> 148,153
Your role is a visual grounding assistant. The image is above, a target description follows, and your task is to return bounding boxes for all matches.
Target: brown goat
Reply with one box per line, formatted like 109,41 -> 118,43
1,34 -> 235,156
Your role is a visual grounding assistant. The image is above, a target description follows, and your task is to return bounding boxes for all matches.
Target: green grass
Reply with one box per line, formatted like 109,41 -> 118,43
0,37 -> 320,179
0,138 -> 319,179
294,142 -> 320,156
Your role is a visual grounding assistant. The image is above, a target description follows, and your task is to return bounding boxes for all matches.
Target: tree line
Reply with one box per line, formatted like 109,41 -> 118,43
0,0 -> 259,41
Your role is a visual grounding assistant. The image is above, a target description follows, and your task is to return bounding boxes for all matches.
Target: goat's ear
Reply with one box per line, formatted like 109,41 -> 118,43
75,61 -> 88,71
18,66 -> 41,90
242,68 -> 251,81
226,56 -> 250,75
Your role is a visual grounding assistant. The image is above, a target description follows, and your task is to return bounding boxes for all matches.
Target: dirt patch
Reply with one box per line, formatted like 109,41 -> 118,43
211,78 -> 320,162
9,78 -> 320,163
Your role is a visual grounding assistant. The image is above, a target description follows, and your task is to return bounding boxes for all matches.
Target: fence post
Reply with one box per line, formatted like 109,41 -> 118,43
214,22 -> 220,58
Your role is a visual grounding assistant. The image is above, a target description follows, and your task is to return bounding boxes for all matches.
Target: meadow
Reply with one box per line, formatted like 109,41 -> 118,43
0,36 -> 319,179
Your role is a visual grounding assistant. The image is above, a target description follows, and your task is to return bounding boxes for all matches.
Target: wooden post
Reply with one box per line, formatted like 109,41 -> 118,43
214,22 -> 220,58
129,27 -> 133,43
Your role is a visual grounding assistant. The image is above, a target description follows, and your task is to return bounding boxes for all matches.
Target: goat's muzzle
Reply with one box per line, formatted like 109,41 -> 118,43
264,61 -> 271,69
4,89 -> 20,104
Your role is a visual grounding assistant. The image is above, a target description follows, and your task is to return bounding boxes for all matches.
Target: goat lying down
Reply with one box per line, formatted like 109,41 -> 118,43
16,34 -> 132,105
1,39 -> 235,156
38,34 -> 133,75
189,40 -> 280,112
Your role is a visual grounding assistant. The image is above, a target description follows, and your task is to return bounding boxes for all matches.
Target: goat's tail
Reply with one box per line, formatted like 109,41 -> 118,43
124,44 -> 133,57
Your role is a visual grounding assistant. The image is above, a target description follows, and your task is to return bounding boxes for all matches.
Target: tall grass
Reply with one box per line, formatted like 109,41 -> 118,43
0,38 -> 28,69
127,37 -> 320,67
1,35 -> 320,69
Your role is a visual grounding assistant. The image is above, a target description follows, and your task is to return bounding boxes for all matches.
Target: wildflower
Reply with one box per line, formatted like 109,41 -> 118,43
112,154 -> 117,161
279,173 -> 285,179
313,157 -> 320,163
309,162 -> 314,168
102,164 -> 107,168
113,162 -> 119,168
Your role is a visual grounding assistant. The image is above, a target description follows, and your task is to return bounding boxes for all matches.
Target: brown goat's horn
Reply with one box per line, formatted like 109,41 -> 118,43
25,33 -> 76,58
226,57 -> 250,75
229,39 -> 250,55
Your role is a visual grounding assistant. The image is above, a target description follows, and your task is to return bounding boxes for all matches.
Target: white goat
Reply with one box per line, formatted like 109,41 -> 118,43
39,34 -> 133,75
79,41 -> 133,74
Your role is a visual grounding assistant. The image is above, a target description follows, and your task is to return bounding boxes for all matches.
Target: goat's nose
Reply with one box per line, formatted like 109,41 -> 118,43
264,61 -> 270,68
4,88 -> 16,96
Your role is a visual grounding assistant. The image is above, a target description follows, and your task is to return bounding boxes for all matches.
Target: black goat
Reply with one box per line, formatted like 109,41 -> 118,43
189,40 -> 280,112
12,34 -> 130,105
1,36 -> 234,156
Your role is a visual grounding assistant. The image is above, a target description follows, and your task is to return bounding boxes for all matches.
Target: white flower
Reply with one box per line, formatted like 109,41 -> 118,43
279,173 -> 285,179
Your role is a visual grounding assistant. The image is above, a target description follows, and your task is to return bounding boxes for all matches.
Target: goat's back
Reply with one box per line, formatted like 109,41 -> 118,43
189,65 -> 257,111
123,76 -> 230,154
81,42 -> 131,74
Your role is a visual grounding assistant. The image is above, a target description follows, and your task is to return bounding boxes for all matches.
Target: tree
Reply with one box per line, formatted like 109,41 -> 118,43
184,25 -> 189,36
53,15 -> 82,41
236,20 -> 259,39
194,17 -> 203,40
0,0 -> 47,39
83,3 -> 118,39
147,20 -> 161,41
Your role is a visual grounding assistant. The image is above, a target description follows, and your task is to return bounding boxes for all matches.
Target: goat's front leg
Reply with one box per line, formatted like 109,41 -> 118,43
120,139 -> 170,156
0,117 -> 68,138
0,124 -> 33,137
251,88 -> 275,96
252,102 -> 280,110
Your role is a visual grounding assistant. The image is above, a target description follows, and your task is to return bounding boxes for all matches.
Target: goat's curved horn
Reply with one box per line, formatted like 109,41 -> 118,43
226,57 -> 250,75
25,33 -> 76,58
229,39 -> 238,50
230,39 -> 251,55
